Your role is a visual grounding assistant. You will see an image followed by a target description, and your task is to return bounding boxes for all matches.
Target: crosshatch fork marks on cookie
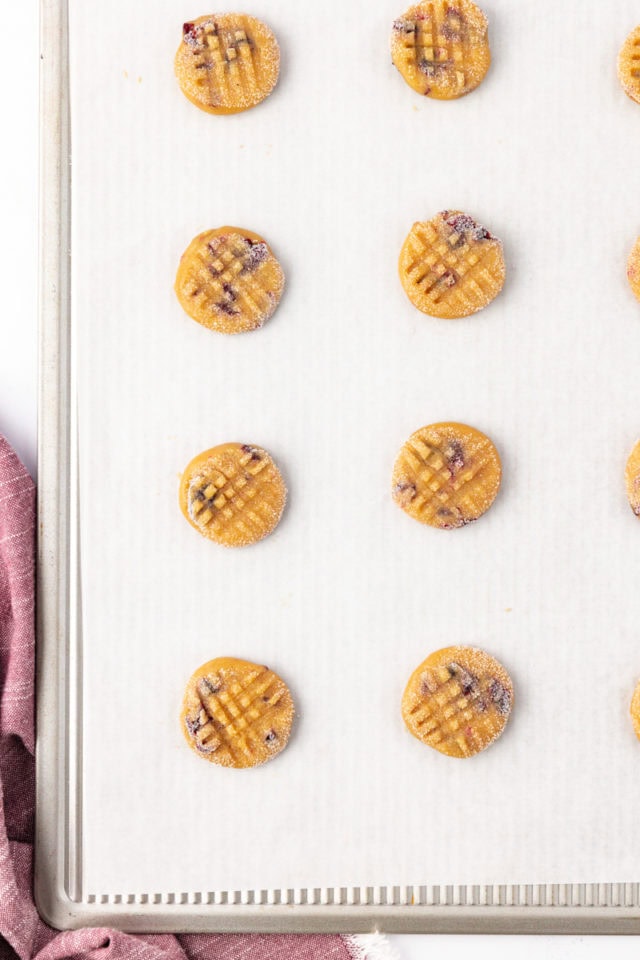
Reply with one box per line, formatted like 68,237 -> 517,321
190,18 -> 259,107
407,217 -> 501,312
399,3 -> 469,93
402,647 -> 514,759
399,210 -> 505,319
191,448 -> 271,536
175,228 -> 285,335
408,662 -> 506,756
180,443 -> 287,547
175,13 -> 280,114
392,422 -> 502,529
195,236 -> 273,323
391,0 -> 491,100
402,434 -> 491,520
617,26 -> 640,103
194,669 -> 284,764
181,659 -> 296,768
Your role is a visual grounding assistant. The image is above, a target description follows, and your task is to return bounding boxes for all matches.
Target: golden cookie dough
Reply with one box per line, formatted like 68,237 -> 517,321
618,25 -> 640,105
392,421 -> 501,529
181,657 -> 295,767
627,237 -> 640,303
175,226 -> 285,335
631,679 -> 640,741
391,0 -> 490,100
402,646 -> 513,758
625,439 -> 640,517
399,210 -> 505,319
175,13 -> 280,114
180,443 -> 286,547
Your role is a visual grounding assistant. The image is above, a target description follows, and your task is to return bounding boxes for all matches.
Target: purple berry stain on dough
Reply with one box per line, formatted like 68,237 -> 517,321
242,240 -> 269,272
447,661 -> 478,697
215,301 -> 240,317
185,715 -> 202,736
183,22 -> 200,45
445,212 -> 493,242
441,8 -> 466,42
489,679 -> 511,715
241,444 -> 262,462
438,270 -> 458,288
393,481 -> 417,506
445,439 -> 465,472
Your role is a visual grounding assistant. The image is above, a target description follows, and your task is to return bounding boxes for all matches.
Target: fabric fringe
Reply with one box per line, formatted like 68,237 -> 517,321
342,933 -> 400,960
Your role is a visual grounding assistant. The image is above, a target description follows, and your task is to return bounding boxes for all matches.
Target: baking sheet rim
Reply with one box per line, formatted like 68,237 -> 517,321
33,0 -> 640,933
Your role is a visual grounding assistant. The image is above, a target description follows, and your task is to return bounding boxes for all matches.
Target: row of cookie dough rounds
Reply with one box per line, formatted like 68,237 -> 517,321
174,211 -> 508,333
179,424 -> 500,548
180,430 -> 640,549
173,214 -> 506,332
181,647 -> 513,768
176,215 -> 640,334
175,7 -> 640,113
181,652 -> 640,768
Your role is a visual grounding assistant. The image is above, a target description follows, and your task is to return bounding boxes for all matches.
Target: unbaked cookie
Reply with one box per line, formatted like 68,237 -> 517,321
627,236 -> 640,303
631,679 -> 640,741
392,421 -> 501,529
625,439 -> 640,517
391,0 -> 491,100
402,646 -> 513,758
399,210 -> 505,319
181,657 -> 295,767
175,227 -> 285,335
180,443 -> 286,547
175,14 -> 280,114
618,25 -> 640,105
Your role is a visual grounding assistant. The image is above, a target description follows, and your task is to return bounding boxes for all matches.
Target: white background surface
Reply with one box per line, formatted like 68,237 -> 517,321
2,0 -> 640,954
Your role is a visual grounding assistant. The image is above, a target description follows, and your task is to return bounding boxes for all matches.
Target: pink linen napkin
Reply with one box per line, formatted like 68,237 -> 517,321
0,435 -> 391,960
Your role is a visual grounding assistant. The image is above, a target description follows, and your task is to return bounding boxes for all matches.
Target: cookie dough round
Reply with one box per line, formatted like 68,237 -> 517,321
627,236 -> 640,303
625,439 -> 640,517
175,13 -> 280,114
391,0 -> 491,100
399,210 -> 505,319
181,657 -> 295,767
392,421 -> 501,529
631,679 -> 640,741
180,443 -> 286,547
402,646 -> 513,758
175,227 -> 285,335
618,25 -> 640,105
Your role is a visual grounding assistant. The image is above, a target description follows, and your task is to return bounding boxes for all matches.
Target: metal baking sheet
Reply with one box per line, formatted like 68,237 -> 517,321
35,0 -> 640,932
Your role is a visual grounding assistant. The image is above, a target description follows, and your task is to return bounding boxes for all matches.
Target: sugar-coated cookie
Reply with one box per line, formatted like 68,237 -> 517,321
630,678 -> 640,742
627,236 -> 640,303
181,657 -> 295,767
392,421 -> 501,529
391,0 -> 491,100
618,26 -> 640,105
175,227 -> 284,334
402,646 -> 513,758
625,438 -> 640,518
180,443 -> 286,546
399,210 -> 505,319
175,13 -> 280,114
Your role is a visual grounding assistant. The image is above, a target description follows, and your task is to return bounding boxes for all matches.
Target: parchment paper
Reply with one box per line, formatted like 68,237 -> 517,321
70,0 -> 640,897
